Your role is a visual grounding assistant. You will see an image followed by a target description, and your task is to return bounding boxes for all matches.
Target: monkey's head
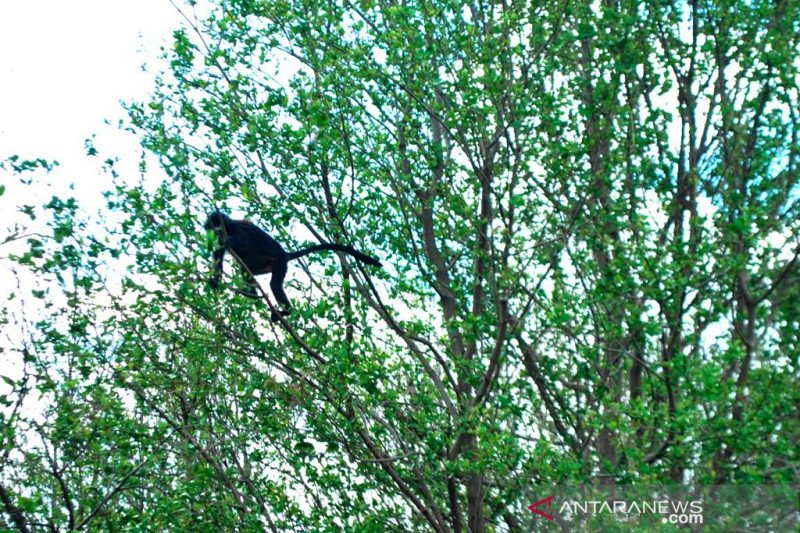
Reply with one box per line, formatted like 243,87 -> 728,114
204,210 -> 231,232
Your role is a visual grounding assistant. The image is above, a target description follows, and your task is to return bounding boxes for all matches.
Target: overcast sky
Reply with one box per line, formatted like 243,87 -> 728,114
1,0 -> 181,184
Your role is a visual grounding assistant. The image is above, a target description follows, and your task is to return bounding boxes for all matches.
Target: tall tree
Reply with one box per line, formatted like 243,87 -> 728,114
2,0 -> 798,530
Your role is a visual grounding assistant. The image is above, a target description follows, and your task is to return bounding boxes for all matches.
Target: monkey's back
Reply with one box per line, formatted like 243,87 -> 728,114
229,219 -> 288,275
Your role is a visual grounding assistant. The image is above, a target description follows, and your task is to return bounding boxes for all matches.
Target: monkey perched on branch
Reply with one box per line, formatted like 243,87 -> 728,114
204,210 -> 381,320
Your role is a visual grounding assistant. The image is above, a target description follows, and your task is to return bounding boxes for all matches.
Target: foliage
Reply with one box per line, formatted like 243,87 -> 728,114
2,0 -> 798,531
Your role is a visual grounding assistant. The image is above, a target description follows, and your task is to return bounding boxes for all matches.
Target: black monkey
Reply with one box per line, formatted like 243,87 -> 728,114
204,210 -> 381,320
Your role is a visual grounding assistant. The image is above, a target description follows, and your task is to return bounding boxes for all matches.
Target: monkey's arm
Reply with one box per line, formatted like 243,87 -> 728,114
209,247 -> 226,289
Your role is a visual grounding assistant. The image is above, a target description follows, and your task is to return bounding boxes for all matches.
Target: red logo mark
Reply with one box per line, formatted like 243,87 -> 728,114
528,495 -> 555,521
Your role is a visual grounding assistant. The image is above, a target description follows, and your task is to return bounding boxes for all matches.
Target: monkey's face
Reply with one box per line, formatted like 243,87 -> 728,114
203,210 -> 226,231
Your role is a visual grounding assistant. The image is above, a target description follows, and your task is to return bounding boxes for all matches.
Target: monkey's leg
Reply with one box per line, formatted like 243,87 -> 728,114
269,261 -> 292,321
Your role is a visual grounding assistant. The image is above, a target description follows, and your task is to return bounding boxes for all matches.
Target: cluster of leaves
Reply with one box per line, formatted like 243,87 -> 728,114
2,0 -> 798,531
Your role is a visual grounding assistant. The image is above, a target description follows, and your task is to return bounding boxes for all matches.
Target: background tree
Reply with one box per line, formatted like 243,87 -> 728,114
2,0 -> 798,531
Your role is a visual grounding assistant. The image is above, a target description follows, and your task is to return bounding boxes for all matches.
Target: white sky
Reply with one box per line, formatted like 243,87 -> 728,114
0,0 -> 181,181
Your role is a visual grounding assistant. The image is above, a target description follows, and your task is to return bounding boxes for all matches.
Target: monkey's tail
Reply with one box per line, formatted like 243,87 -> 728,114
288,244 -> 382,267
